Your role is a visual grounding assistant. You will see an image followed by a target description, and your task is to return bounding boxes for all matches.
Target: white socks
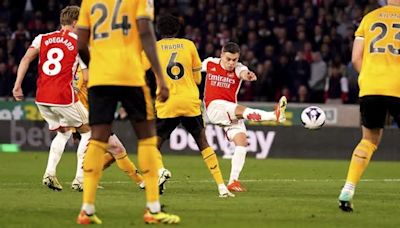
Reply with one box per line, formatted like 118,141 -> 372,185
242,108 -> 276,121
229,146 -> 247,184
218,183 -> 229,194
147,201 -> 161,213
82,203 -> 95,215
45,130 -> 72,176
342,182 -> 355,192
75,131 -> 91,182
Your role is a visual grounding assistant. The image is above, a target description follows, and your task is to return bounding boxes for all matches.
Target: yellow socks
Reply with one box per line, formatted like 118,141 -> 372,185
346,139 -> 377,185
201,147 -> 224,185
138,136 -> 162,202
103,152 -> 115,170
83,139 -> 107,204
114,151 -> 144,184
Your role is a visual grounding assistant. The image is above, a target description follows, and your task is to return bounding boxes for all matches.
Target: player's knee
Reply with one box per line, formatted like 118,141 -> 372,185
194,133 -> 209,151
57,129 -> 72,137
58,127 -> 73,134
231,132 -> 248,146
360,138 -> 378,151
107,144 -> 124,157
77,123 -> 91,133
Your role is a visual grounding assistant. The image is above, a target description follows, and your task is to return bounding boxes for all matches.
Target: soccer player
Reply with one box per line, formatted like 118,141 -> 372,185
202,42 -> 287,192
71,60 -> 145,191
142,14 -> 234,198
76,0 -> 179,225
12,6 -> 91,192
73,61 -> 170,192
338,0 -> 400,212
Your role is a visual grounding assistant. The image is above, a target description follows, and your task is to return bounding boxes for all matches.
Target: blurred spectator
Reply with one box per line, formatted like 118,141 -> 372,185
308,52 -> 327,103
324,63 -> 349,104
0,62 -> 13,97
0,0 -> 380,104
292,51 -> 310,93
345,62 -> 359,104
296,85 -> 310,103
10,22 -> 30,61
255,60 -> 275,101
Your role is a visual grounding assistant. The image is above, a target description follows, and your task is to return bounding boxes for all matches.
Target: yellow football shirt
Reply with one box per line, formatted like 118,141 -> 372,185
143,38 -> 202,118
77,0 -> 154,87
356,5 -> 400,98
74,67 -> 89,110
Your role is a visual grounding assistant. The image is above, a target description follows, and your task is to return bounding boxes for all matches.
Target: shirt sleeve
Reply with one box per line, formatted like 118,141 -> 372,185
201,57 -> 220,72
234,62 -> 249,78
30,34 -> 42,49
137,0 -> 154,21
201,58 -> 210,72
77,0 -> 90,29
355,17 -> 366,38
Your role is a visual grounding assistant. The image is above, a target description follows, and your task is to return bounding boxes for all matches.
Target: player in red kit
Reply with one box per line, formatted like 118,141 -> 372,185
203,42 -> 287,192
13,6 -> 91,191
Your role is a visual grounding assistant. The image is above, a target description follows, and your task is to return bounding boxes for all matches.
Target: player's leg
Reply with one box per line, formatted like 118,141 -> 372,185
103,152 -> 116,169
124,86 -> 179,224
54,101 -> 91,192
155,118 -> 180,193
206,98 -> 287,126
338,96 -> 383,212
43,127 -> 72,191
339,127 -> 380,211
156,117 -> 180,150
182,116 -> 234,197
205,101 -> 248,192
236,96 -> 287,123
107,134 -> 144,187
77,86 -> 118,224
78,123 -> 110,217
133,119 -> 179,224
72,124 -> 91,191
225,122 -> 248,192
37,104 -> 72,191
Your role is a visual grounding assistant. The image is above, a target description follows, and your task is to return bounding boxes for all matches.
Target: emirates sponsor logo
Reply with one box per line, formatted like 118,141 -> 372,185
207,73 -> 236,88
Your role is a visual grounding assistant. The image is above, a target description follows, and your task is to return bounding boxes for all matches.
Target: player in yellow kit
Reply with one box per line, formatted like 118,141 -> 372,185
76,0 -> 179,224
338,0 -> 400,212
71,60 -> 145,191
142,14 -> 234,198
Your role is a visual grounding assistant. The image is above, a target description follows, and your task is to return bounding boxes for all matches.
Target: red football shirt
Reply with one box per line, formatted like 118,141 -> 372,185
31,29 -> 78,106
202,57 -> 248,107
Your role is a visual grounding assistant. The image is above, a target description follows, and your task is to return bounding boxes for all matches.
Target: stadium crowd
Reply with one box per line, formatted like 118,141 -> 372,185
0,0 -> 386,104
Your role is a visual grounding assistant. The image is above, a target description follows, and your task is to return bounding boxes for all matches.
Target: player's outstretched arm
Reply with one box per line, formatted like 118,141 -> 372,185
137,18 -> 169,102
239,70 -> 257,81
13,47 -> 39,101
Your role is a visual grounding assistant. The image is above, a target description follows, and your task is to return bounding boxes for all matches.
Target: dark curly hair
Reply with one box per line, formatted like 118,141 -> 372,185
156,14 -> 181,38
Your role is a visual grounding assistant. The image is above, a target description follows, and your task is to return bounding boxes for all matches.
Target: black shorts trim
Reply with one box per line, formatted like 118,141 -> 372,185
156,115 -> 204,140
360,95 -> 400,129
88,86 -> 154,126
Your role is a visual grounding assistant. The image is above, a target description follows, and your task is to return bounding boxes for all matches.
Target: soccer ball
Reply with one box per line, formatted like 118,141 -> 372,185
301,106 -> 326,130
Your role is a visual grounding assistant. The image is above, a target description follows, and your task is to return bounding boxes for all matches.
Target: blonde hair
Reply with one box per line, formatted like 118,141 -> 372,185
60,6 -> 80,26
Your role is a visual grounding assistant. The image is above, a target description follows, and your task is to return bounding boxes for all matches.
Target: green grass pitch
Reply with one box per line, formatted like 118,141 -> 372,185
0,152 -> 399,227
